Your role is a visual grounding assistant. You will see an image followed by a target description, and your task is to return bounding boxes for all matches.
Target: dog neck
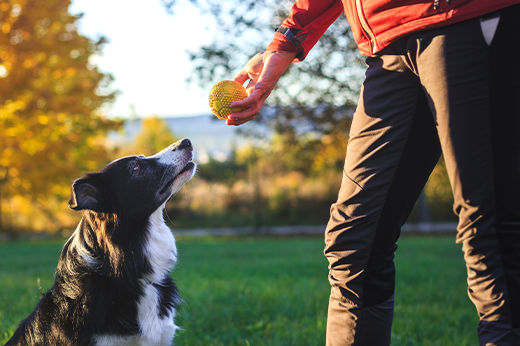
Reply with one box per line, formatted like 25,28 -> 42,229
142,205 -> 177,285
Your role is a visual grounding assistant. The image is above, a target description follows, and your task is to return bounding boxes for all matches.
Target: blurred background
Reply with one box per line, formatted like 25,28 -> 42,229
1,2 -> 477,344
0,0 -> 455,237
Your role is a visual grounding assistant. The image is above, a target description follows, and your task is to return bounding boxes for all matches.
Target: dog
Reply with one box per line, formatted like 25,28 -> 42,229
6,138 -> 196,346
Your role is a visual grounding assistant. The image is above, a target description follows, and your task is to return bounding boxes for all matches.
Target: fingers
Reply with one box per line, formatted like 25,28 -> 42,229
226,109 -> 258,126
234,51 -> 265,84
228,59 -> 268,126
225,51 -> 295,126
231,87 -> 262,108
234,70 -> 250,85
226,114 -> 256,126
226,89 -> 267,126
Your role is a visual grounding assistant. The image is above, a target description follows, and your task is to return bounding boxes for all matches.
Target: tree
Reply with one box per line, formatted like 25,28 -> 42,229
0,0 -> 119,232
132,116 -> 177,156
162,0 -> 455,223
162,0 -> 363,135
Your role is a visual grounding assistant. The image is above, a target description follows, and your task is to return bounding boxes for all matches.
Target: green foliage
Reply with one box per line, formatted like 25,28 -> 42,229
197,153 -> 247,183
1,236 -> 477,345
160,1 -> 455,227
163,0 -> 364,135
169,130 -> 347,228
234,131 -> 348,178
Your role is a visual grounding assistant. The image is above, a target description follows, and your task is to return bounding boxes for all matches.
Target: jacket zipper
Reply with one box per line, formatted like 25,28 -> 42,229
354,0 -> 378,54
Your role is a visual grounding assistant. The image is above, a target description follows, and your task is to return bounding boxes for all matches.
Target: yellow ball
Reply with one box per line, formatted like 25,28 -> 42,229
208,80 -> 248,119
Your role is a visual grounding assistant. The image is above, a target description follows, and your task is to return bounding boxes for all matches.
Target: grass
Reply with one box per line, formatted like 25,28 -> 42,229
0,236 -> 478,345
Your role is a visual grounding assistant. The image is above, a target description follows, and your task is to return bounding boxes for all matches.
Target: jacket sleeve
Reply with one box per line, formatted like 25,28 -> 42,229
266,0 -> 344,62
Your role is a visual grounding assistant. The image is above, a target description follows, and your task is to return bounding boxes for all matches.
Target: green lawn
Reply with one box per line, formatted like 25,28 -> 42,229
0,236 -> 478,345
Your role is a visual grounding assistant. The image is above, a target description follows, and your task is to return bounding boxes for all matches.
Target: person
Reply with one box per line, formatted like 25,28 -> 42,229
227,0 -> 520,345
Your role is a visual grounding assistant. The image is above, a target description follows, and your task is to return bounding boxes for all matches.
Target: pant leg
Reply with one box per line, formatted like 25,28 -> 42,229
415,17 -> 514,345
489,5 -> 520,341
325,53 -> 441,345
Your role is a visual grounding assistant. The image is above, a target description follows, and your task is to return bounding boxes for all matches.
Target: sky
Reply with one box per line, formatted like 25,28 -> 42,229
70,0 -> 214,118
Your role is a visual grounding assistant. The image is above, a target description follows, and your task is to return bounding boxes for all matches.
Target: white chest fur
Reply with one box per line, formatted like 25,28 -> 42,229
145,205 -> 178,284
94,206 -> 178,346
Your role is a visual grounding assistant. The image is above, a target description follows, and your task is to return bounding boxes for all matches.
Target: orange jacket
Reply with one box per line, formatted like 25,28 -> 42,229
267,0 -> 520,59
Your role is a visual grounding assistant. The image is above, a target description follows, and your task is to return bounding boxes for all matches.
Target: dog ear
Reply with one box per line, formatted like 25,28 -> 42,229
69,175 -> 104,211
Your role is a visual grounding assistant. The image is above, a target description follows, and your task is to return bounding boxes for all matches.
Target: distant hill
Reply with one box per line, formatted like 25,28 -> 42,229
108,114 -> 270,163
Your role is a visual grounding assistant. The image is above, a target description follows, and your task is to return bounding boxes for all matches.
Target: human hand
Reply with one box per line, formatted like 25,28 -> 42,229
226,50 -> 297,126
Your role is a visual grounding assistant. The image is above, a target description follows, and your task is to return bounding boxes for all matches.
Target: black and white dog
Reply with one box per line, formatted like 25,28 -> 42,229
7,138 -> 196,346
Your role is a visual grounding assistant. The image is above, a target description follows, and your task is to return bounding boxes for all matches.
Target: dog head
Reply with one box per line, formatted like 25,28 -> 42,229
69,138 -> 196,218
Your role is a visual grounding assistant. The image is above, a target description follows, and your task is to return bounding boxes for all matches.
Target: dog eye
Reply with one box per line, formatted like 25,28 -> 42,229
133,163 -> 140,171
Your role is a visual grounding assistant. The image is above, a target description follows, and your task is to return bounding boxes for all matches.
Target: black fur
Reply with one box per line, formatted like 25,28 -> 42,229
7,139 -> 194,346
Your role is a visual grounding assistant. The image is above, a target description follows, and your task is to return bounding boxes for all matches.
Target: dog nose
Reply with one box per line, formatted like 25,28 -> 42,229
179,138 -> 192,150
172,138 -> 192,151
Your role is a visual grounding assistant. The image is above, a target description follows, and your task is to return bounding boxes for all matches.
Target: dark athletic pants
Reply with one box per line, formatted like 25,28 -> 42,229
325,5 -> 520,345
